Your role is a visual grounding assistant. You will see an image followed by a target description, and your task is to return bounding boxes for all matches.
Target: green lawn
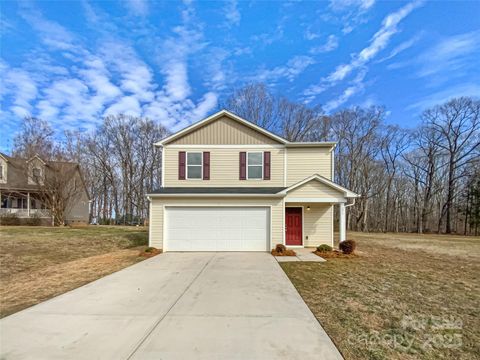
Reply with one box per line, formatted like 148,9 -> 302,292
0,225 -> 149,317
281,232 -> 480,360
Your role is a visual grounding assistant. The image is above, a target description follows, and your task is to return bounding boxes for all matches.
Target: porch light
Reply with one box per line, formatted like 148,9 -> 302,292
307,206 -> 310,211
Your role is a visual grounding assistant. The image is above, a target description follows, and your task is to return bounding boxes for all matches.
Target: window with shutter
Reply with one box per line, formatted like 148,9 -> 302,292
263,151 -> 271,180
203,152 -> 210,180
239,152 -> 246,180
247,152 -> 263,180
186,152 -> 202,179
178,151 -> 186,180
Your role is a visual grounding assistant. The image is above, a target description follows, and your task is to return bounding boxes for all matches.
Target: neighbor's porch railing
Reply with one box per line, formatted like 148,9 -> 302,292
0,208 -> 51,218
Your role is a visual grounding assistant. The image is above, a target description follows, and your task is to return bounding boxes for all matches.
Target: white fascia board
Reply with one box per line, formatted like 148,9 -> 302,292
165,144 -> 285,149
26,154 -> 46,165
285,197 -> 347,203
155,109 -> 289,146
283,174 -> 359,198
285,142 -> 337,148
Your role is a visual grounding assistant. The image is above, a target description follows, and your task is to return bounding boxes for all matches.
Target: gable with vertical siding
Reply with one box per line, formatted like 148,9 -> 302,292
169,116 -> 282,145
286,179 -> 345,199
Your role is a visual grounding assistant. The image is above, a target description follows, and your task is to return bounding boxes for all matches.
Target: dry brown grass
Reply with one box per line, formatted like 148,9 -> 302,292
281,232 -> 480,360
0,226 -> 149,317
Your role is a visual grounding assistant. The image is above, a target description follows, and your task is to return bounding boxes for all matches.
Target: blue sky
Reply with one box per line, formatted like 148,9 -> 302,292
1,0 -> 479,150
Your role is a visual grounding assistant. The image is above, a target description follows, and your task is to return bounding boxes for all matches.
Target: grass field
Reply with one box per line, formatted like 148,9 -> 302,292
0,226 -> 149,318
281,232 -> 480,360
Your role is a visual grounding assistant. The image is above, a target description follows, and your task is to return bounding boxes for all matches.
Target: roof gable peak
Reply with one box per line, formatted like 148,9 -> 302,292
156,109 -> 288,146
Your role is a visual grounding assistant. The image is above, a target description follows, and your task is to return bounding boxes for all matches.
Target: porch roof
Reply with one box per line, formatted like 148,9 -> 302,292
281,174 -> 359,199
147,187 -> 286,197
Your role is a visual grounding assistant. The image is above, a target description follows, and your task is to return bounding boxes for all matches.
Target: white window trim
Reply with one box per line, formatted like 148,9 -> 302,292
246,151 -> 264,180
186,151 -> 203,180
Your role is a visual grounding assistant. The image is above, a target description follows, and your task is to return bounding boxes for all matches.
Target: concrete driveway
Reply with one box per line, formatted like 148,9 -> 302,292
0,253 -> 342,360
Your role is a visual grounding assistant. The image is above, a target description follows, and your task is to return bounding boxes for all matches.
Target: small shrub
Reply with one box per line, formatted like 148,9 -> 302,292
339,239 -> 356,254
26,214 -> 42,226
139,247 -> 162,257
0,213 -> 20,226
316,244 -> 332,252
271,244 -> 296,256
275,244 -> 287,254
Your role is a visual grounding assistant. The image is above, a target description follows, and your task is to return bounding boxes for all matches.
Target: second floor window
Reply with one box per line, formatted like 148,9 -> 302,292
247,152 -> 263,180
187,152 -> 202,179
32,167 -> 41,182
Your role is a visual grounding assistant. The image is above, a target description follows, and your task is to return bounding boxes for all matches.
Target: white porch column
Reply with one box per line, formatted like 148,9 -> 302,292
339,202 -> 346,244
27,192 -> 30,217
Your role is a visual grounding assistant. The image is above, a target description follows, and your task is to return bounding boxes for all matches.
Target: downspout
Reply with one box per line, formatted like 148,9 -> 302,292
147,196 -> 152,247
342,198 -> 356,241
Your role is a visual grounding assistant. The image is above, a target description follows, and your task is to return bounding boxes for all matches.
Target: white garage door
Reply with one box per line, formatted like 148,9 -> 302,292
165,207 -> 270,251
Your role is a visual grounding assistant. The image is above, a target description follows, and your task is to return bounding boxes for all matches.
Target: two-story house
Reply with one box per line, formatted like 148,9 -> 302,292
0,152 -> 90,225
147,110 -> 358,252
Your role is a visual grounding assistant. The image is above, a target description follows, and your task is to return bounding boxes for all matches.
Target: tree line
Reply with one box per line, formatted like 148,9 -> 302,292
10,83 -> 480,234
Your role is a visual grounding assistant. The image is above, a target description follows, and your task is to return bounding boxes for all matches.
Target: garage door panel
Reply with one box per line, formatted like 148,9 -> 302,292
166,207 -> 269,252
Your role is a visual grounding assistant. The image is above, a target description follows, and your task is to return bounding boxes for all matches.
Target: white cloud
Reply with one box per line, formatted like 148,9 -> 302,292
310,35 -> 339,54
176,92 -> 218,130
329,0 -> 375,11
101,42 -> 156,102
416,30 -> 480,78
105,96 -> 141,116
328,0 -> 376,34
304,1 -> 423,102
224,0 -> 241,26
124,0 -> 149,16
257,56 -> 315,83
304,28 -> 320,41
2,1 -> 223,133
407,83 -> 480,111
19,4 -> 79,52
376,34 -> 422,63
1,64 -> 38,117
323,70 -> 367,112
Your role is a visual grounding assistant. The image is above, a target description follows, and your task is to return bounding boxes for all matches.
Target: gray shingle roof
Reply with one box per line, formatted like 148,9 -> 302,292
0,152 -> 80,191
149,187 -> 286,194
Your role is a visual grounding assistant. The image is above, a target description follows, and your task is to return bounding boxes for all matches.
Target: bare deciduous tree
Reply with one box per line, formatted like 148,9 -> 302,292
423,97 -> 480,233
13,116 -> 56,159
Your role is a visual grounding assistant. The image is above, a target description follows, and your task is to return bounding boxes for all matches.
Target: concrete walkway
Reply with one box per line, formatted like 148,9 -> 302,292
0,253 -> 342,360
275,248 -> 326,262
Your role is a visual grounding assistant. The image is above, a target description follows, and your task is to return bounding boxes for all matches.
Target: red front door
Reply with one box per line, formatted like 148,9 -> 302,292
285,207 -> 302,246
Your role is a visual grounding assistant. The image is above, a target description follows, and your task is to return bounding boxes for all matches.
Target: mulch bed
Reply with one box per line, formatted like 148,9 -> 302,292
271,249 -> 297,256
138,248 -> 163,258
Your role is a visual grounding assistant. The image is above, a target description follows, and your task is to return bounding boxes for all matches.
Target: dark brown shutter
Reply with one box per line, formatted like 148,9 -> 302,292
239,152 -> 246,180
203,152 -> 210,180
178,151 -> 186,180
264,151 -> 271,180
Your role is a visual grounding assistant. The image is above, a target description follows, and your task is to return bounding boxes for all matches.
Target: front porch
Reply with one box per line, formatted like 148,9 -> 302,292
284,201 -> 350,249
282,174 -> 358,248
0,191 -> 51,218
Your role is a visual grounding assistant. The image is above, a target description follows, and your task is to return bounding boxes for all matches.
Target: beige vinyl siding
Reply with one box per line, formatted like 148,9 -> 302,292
287,203 -> 333,247
163,147 -> 285,187
149,197 -> 284,250
286,180 -> 344,199
286,147 -> 332,185
170,116 -> 280,145
150,198 -> 164,248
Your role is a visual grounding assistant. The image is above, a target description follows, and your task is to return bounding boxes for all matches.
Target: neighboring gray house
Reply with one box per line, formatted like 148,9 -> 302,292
0,152 -> 90,225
